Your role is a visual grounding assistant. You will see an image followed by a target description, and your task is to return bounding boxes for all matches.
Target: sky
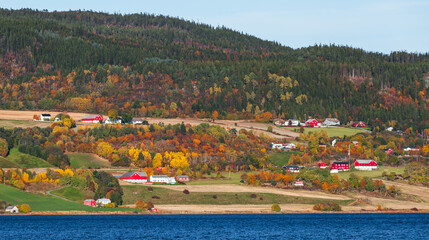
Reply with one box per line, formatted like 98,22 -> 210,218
3,0 -> 429,54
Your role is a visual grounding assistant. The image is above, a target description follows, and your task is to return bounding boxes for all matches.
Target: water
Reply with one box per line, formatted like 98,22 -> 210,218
1,213 -> 428,239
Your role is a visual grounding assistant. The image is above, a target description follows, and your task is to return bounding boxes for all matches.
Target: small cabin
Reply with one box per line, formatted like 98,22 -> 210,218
318,162 -> 327,169
96,198 -> 111,206
294,181 -> 304,186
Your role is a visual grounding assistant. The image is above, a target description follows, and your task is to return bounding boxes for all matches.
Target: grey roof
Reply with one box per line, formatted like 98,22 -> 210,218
121,172 -> 147,177
132,118 -> 143,121
151,175 -> 168,178
82,114 -> 101,119
41,114 -> 51,116
177,175 -> 189,178
6,206 -> 16,210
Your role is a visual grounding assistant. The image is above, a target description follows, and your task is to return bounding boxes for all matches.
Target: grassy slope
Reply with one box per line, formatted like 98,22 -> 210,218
0,156 -> 20,168
0,184 -> 134,212
50,186 -> 90,202
336,167 -> 405,180
122,185 -> 352,206
269,151 -> 301,167
68,153 -> 110,169
5,148 -> 52,168
291,127 -> 367,137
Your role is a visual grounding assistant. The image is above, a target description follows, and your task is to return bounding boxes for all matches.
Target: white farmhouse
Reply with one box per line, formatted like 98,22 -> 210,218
5,206 -> 19,213
323,118 -> 340,126
286,119 -> 299,126
150,175 -> 176,184
41,114 -> 51,121
96,198 -> 111,206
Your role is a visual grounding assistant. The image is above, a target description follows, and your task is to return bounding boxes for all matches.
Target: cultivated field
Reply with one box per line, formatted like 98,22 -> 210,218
67,153 -> 111,169
291,126 -> 368,137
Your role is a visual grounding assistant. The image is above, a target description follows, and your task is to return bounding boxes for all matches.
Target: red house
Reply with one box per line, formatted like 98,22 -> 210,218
352,121 -> 367,127
176,175 -> 189,182
84,199 -> 96,207
354,159 -> 377,171
331,162 -> 349,171
120,172 -> 148,183
305,119 -> 320,127
81,114 -> 103,123
318,162 -> 327,169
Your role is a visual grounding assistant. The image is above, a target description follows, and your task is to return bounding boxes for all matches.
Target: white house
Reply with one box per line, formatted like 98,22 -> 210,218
286,119 -> 299,126
294,181 -> 304,187
150,175 -> 176,184
323,118 -> 340,126
131,118 -> 144,125
105,117 -> 122,124
41,114 -> 51,121
96,198 -> 111,206
271,142 -> 283,149
282,143 -> 296,150
5,206 -> 19,213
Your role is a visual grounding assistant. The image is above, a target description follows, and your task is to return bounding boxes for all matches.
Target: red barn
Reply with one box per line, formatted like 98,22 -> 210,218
318,162 -> 327,169
120,172 -> 148,183
84,199 -> 96,207
81,114 -> 103,123
305,119 -> 320,127
331,162 -> 349,171
354,159 -> 377,171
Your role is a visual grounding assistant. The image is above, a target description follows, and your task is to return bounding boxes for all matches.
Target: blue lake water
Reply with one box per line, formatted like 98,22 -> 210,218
1,213 -> 428,239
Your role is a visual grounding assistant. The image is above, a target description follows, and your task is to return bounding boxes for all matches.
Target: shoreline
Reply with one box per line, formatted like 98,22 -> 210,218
1,209 -> 428,216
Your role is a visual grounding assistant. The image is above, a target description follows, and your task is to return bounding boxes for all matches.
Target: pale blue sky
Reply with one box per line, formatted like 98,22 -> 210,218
3,0 -> 429,54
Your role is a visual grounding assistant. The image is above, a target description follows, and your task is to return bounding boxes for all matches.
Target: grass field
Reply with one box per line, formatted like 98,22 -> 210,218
68,153 -> 110,169
336,167 -> 405,180
122,185 -> 353,206
0,183 -> 134,212
5,148 -> 52,168
269,151 -> 301,167
0,156 -> 20,168
0,119 -> 51,130
50,186 -> 91,202
291,127 -> 368,137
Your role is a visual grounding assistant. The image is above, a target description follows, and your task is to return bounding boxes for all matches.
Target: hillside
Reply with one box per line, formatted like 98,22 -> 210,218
0,9 -> 428,130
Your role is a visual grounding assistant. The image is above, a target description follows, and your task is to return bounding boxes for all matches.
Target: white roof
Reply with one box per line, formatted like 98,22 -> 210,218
355,159 -> 374,164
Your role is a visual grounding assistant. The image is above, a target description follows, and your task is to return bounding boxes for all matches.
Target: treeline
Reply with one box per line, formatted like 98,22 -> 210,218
0,9 -> 428,130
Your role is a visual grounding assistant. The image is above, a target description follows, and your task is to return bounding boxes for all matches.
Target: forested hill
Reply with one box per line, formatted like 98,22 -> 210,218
0,9 -> 428,130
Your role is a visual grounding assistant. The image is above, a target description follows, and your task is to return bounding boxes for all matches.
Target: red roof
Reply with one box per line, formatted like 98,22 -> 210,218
121,172 -> 148,180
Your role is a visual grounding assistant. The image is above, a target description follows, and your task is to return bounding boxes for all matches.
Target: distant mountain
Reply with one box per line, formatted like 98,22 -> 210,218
0,9 -> 428,130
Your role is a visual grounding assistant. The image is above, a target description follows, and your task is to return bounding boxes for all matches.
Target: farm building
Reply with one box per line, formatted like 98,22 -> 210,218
41,113 -> 51,121
294,181 -> 304,186
305,119 -> 320,127
323,118 -> 340,126
5,206 -> 19,213
282,143 -> 296,150
177,175 -> 190,182
354,159 -> 377,171
96,198 -> 111,206
84,199 -> 96,207
131,118 -> 144,124
271,142 -> 283,149
318,162 -> 327,169
331,162 -> 349,171
353,121 -> 367,127
282,165 -> 300,173
286,119 -> 299,127
105,117 -> 122,124
120,172 -> 148,183
81,114 -> 103,123
150,175 -> 176,184
274,119 -> 285,126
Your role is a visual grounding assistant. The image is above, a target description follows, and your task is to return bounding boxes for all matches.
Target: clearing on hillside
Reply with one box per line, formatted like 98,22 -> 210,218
6,148 -> 52,168
291,127 -> 368,137
0,156 -> 20,168
67,153 -> 110,169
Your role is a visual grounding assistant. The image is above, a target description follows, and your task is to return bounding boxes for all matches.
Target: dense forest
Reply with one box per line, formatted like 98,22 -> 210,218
0,9 -> 428,130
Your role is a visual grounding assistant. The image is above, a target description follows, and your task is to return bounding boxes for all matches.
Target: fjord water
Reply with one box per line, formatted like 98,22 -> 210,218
1,213 -> 428,239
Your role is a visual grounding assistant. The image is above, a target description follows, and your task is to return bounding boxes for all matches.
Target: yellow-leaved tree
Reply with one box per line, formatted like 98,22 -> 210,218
152,153 -> 163,168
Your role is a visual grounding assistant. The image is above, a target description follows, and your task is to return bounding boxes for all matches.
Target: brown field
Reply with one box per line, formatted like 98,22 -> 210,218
0,109 -> 298,138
